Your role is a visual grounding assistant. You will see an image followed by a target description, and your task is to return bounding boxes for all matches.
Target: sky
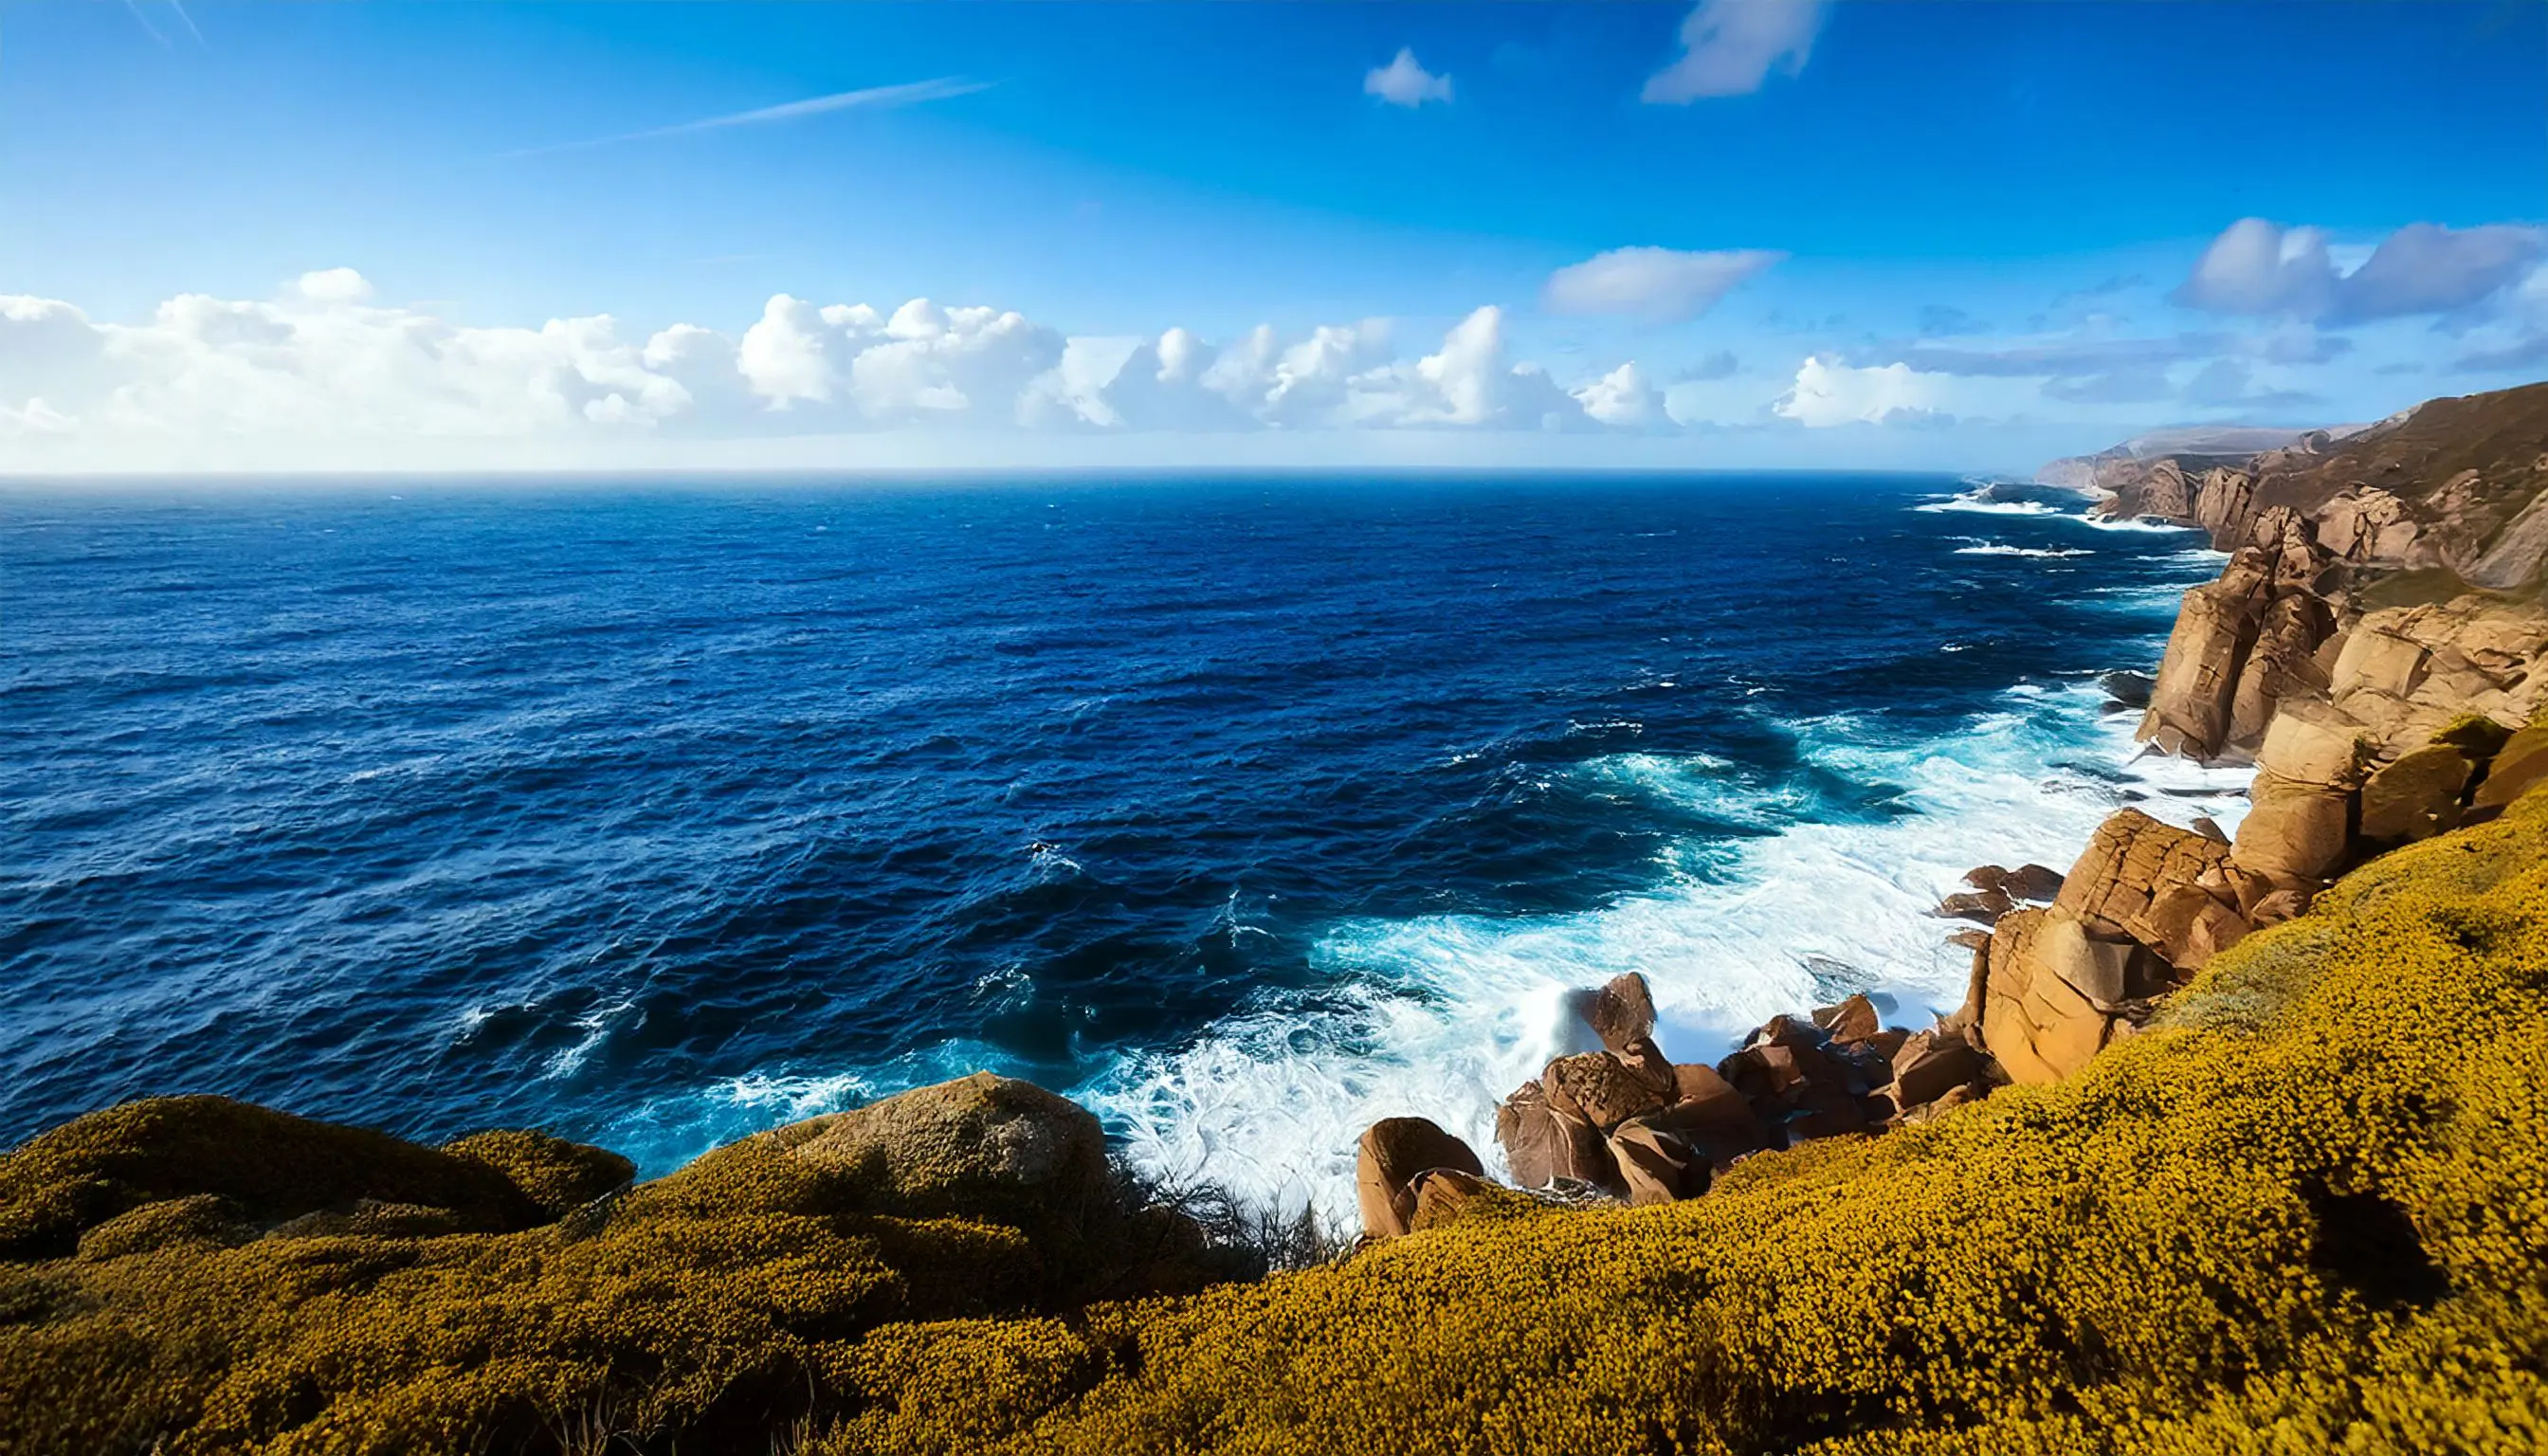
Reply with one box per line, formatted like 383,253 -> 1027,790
1,0 -> 2543,474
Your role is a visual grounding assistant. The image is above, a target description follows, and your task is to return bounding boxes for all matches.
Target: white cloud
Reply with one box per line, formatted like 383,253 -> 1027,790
1643,0 -> 1826,103
1573,361 -> 1665,428
1364,48 -> 1453,107
0,273 -> 1724,468
1542,246 -> 1784,321
1774,355 -> 1950,427
2173,217 -> 2546,323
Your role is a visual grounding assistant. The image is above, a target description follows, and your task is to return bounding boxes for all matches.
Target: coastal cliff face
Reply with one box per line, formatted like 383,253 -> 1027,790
7,382 -> 2548,1454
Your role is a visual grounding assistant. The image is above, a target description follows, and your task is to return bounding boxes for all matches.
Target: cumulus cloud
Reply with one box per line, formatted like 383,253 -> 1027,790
2173,217 -> 2545,323
1774,355 -> 1949,428
0,272 -> 1717,467
1572,361 -> 1667,428
1542,246 -> 1783,322
1643,0 -> 1826,103
1365,48 -> 1453,107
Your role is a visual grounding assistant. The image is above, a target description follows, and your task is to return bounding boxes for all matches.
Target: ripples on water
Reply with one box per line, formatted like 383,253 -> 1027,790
0,475 -> 2248,1219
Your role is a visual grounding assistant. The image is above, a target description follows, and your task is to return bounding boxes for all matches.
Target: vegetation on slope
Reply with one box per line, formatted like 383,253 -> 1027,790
7,786 -> 2547,1454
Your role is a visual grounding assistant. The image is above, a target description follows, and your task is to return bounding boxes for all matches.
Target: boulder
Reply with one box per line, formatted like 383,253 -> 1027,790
2228,593 -> 2335,751
2055,809 -> 2233,943
2256,699 -> 2369,788
2100,671 -> 2157,710
2359,743 -> 2475,843
1888,1031 -> 1985,1110
1980,909 -> 2114,1086
1356,1117 -> 1485,1239
1938,887 -> 2013,924
1542,1049 -> 1669,1131
1812,993 -> 1883,1045
1607,1119 -> 1709,1206
775,1073 -> 1111,1224
2230,771 -> 2357,890
2472,726 -> 2548,815
2002,864 -> 2067,903
2134,881 -> 2250,974
1494,1083 -> 1611,1191
1580,973 -> 1656,1054
1406,1169 -> 1511,1232
2331,629 -> 2430,702
1656,1064 -> 1770,1167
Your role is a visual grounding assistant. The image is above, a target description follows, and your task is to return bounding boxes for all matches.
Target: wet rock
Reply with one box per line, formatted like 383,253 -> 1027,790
1811,993 -> 1883,1045
1494,1083 -> 1612,1191
1581,973 -> 1657,1054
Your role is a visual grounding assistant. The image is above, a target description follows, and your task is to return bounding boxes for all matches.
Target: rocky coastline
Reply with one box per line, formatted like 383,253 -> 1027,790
7,380 -> 2548,1453
1348,381 -> 2548,1238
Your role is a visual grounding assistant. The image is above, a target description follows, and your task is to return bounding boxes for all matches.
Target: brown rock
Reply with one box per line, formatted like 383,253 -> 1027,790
1812,993 -> 1883,1045
1980,908 -> 2113,1085
2248,889 -> 2314,926
1356,1117 -> 1484,1240
1654,1065 -> 1769,1167
2134,881 -> 2250,974
2056,809 -> 2234,942
2331,628 -> 2429,701
1406,1169 -> 1502,1231
2359,743 -> 2475,842
1494,1083 -> 1612,1191
2255,699 -> 2369,788
2138,582 -> 2260,759
1543,1049 -> 1670,1132
2228,593 -> 2335,751
1946,927 -> 1991,952
2230,770 -> 2356,889
1888,1031 -> 1984,1109
1608,1119 -> 1708,1206
2472,726 -> 2548,814
1937,887 -> 2013,924
1583,973 -> 1656,1053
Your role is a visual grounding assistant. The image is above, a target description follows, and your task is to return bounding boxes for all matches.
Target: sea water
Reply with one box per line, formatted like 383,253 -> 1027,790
0,473 -> 2249,1222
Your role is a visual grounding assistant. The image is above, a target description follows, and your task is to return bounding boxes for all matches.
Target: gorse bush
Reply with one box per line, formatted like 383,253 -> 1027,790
7,787 -> 2548,1454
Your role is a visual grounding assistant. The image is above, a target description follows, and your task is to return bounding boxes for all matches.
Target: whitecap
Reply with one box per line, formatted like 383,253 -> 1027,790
1953,543 -> 2093,559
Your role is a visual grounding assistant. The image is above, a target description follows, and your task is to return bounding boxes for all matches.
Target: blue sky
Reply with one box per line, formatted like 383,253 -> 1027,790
2,0 -> 2543,472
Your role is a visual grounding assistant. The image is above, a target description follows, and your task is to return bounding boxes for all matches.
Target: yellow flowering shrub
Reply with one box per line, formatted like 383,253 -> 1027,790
4,786 -> 2546,1454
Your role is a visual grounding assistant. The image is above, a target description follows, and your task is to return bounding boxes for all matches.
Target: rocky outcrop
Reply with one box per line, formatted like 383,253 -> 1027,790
1356,1117 -> 1485,1240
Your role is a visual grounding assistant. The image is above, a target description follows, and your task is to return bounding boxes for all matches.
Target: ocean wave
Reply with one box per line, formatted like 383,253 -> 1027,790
1913,498 -> 2061,518
1079,683 -> 2252,1223
1953,542 -> 2094,558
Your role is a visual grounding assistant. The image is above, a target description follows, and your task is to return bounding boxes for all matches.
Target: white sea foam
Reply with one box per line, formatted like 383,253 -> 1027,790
1913,498 -> 2060,518
1953,542 -> 2093,559
1080,684 -> 2251,1225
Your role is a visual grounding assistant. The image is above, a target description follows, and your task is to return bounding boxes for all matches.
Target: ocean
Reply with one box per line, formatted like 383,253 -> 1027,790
0,473 -> 2251,1222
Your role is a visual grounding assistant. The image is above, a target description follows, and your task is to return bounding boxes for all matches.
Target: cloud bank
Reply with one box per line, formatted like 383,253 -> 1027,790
0,273 -> 1713,468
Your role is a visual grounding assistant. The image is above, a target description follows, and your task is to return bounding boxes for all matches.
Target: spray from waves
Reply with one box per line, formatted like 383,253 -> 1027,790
1080,682 -> 2251,1225
1913,498 -> 2061,518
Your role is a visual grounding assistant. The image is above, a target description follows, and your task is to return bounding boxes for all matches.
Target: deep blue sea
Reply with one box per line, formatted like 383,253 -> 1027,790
1,474 -> 2249,1218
